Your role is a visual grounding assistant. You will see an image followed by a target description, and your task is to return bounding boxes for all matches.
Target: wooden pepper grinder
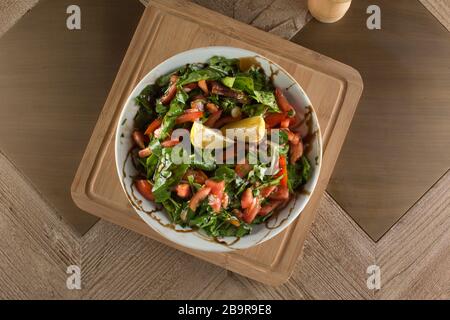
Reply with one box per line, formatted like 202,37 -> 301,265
308,0 -> 352,23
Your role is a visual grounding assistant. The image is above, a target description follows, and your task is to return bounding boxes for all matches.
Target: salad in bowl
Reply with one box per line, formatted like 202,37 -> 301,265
116,47 -> 322,252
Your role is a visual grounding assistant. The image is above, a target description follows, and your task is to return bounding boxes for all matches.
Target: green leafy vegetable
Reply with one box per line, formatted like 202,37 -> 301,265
242,104 -> 267,117
248,66 -> 270,91
155,99 -> 168,116
208,56 -> 239,76
221,77 -> 235,88
152,148 -> 189,202
159,99 -> 185,140
232,75 -> 255,94
178,69 -> 222,86
252,91 -> 280,113
287,156 -> 311,192
214,165 -> 236,182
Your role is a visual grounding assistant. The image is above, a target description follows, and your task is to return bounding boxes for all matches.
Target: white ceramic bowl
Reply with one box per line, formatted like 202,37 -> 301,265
115,46 -> 322,252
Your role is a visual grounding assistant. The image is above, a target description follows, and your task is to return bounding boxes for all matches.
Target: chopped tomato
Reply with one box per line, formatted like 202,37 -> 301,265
241,188 -> 254,209
138,147 -> 152,158
208,194 -> 222,212
242,198 -> 261,224
198,80 -> 209,94
259,200 -> 283,216
161,139 -> 180,147
288,112 -> 304,128
279,156 -> 288,187
189,186 -> 211,212
280,117 -> 291,128
135,180 -> 155,201
160,75 -> 178,105
285,129 -> 300,145
235,163 -> 252,178
184,169 -> 208,184
144,118 -> 162,136
206,102 -> 219,113
260,185 -> 276,198
269,185 -> 289,200
205,179 -> 225,212
175,111 -> 203,124
204,110 -> 222,127
265,112 -> 287,128
275,88 -> 294,114
175,184 -> 191,198
205,179 -> 225,199
289,140 -> 304,164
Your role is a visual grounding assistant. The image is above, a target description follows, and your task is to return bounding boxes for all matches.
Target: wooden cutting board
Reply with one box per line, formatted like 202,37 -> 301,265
71,0 -> 363,285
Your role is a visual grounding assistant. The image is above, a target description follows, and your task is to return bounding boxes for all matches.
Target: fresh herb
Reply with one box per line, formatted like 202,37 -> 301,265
152,148 -> 189,202
242,104 -> 267,117
178,69 -> 222,86
287,156 -> 311,192
159,99 -> 185,140
208,56 -> 240,76
252,91 -> 280,113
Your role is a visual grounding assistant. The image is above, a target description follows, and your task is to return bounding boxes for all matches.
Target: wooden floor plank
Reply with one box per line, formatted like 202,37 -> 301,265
377,170 -> 450,300
420,0 -> 450,31
0,0 -> 38,37
81,220 -> 227,299
0,152 -> 80,299
201,194 -> 375,300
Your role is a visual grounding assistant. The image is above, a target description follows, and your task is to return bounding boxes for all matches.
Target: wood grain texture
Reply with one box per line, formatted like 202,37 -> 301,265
376,170 -> 450,300
0,0 -> 38,37
420,0 -> 450,31
0,0 -> 144,235
0,0 -> 448,300
81,220 -> 226,300
0,151 -> 80,300
71,0 -> 363,285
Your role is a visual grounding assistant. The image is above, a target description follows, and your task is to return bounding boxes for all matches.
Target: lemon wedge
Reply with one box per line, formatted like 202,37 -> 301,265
190,121 -> 234,149
220,116 -> 266,143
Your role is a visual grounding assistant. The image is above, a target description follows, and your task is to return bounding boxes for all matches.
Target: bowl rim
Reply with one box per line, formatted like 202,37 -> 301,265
114,46 -> 323,252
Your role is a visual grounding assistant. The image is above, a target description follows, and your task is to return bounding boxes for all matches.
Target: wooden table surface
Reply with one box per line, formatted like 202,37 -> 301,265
293,0 -> 450,240
0,0 -> 448,299
0,0 -> 143,234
